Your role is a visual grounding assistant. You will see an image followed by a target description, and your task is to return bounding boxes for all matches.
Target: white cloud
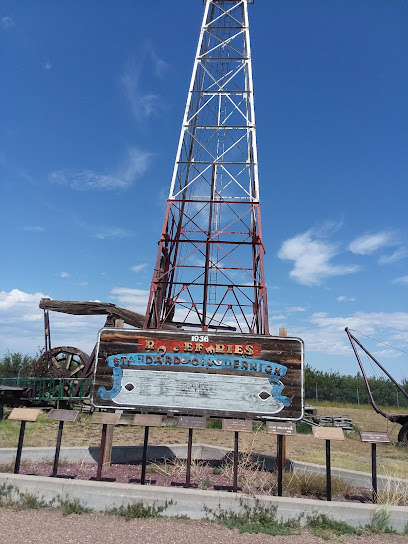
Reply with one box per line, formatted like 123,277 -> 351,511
43,60 -> 52,71
49,147 -> 152,191
120,43 -> 168,122
110,287 -> 150,313
1,16 -> 15,29
95,227 -> 134,240
394,275 -> 408,286
0,289 -> 105,357
286,306 -> 306,313
337,296 -> 355,302
121,63 -> 160,121
349,231 -> 394,255
289,310 -> 408,374
60,272 -> 70,278
23,226 -> 44,232
379,247 -> 408,265
278,229 -> 359,285
131,264 -> 148,273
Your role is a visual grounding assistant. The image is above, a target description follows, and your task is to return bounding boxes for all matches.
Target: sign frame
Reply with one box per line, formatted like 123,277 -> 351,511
92,328 -> 304,421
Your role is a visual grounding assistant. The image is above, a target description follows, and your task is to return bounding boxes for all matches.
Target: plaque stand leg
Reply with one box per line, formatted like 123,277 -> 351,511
14,421 -> 26,474
325,439 -> 332,501
96,424 -> 108,481
233,431 -> 239,492
141,426 -> 150,485
185,428 -> 193,488
52,420 -> 64,477
371,443 -> 377,504
277,434 -> 283,497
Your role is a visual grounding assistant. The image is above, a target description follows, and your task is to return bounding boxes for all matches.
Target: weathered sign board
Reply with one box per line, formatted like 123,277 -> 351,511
92,328 -> 304,420
266,421 -> 297,436
360,431 -> 391,444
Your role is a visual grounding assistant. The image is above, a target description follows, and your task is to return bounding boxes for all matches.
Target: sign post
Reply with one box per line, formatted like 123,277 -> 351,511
360,431 -> 390,503
312,427 -> 345,501
220,419 -> 253,492
133,414 -> 163,485
90,412 -> 121,480
266,421 -> 297,496
47,409 -> 79,477
8,408 -> 41,474
176,416 -> 206,488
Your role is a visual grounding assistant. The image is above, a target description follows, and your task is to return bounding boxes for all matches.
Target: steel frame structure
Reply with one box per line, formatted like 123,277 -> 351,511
144,0 -> 268,334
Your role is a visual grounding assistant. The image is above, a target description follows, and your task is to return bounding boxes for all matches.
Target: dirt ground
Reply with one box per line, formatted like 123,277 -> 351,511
0,508 -> 407,544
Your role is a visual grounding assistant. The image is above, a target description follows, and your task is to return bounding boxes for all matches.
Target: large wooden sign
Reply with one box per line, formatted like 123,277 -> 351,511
91,328 -> 304,420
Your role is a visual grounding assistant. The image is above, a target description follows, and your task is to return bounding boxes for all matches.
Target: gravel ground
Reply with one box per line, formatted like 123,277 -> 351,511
0,508 -> 407,544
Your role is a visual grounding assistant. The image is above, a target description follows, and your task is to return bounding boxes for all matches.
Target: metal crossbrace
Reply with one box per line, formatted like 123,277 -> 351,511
145,0 -> 268,333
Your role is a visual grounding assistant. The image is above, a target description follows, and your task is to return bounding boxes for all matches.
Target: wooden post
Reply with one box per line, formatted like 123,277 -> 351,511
101,318 -> 123,468
102,424 -> 114,468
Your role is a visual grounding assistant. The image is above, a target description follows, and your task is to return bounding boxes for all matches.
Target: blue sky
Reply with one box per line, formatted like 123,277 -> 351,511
1,1 -> 407,381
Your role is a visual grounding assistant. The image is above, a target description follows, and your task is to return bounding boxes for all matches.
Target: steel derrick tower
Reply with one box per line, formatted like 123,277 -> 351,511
144,0 -> 268,335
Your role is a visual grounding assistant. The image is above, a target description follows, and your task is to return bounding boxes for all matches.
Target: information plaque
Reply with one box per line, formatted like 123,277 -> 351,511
360,431 -> 390,444
8,408 -> 41,422
177,416 -> 207,429
91,412 -> 121,425
47,409 -> 78,423
222,419 -> 253,433
133,414 -> 163,427
266,421 -> 297,436
312,427 -> 345,441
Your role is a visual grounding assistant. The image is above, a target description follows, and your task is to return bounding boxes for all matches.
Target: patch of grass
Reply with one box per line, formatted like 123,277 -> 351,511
366,508 -> 395,534
205,499 -> 300,536
198,476 -> 211,489
57,497 -> 91,516
296,422 -> 313,434
306,512 -> 363,539
206,419 -> 222,429
285,472 -> 352,500
17,492 -> 50,510
106,500 -> 171,521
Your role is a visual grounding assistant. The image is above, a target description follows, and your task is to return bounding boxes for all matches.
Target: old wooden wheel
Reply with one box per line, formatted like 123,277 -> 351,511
35,346 -> 89,379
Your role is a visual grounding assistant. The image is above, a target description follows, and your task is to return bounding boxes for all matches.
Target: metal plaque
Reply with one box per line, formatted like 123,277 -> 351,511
133,414 -> 163,427
312,426 -> 345,441
92,328 -> 304,420
360,431 -> 391,444
266,421 -> 297,436
8,408 -> 42,422
47,409 -> 79,422
177,416 -> 206,429
90,412 -> 121,425
222,419 -> 253,432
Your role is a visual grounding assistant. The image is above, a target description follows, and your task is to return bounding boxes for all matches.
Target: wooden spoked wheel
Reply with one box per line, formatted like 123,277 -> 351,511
35,346 -> 89,379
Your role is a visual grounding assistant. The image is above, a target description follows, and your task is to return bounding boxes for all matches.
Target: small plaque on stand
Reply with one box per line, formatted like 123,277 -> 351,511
222,419 -> 253,432
312,427 -> 345,441
360,431 -> 390,444
266,421 -> 297,436
91,412 -> 121,425
177,416 -> 206,429
8,408 -> 42,422
133,414 -> 163,427
47,409 -> 79,422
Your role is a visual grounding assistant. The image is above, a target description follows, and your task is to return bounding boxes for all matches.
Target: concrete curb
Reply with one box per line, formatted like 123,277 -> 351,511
0,472 -> 407,533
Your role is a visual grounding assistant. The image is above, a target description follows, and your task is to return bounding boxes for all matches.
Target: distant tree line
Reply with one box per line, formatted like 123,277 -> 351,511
305,365 -> 408,408
0,352 -> 36,378
0,352 -> 407,408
